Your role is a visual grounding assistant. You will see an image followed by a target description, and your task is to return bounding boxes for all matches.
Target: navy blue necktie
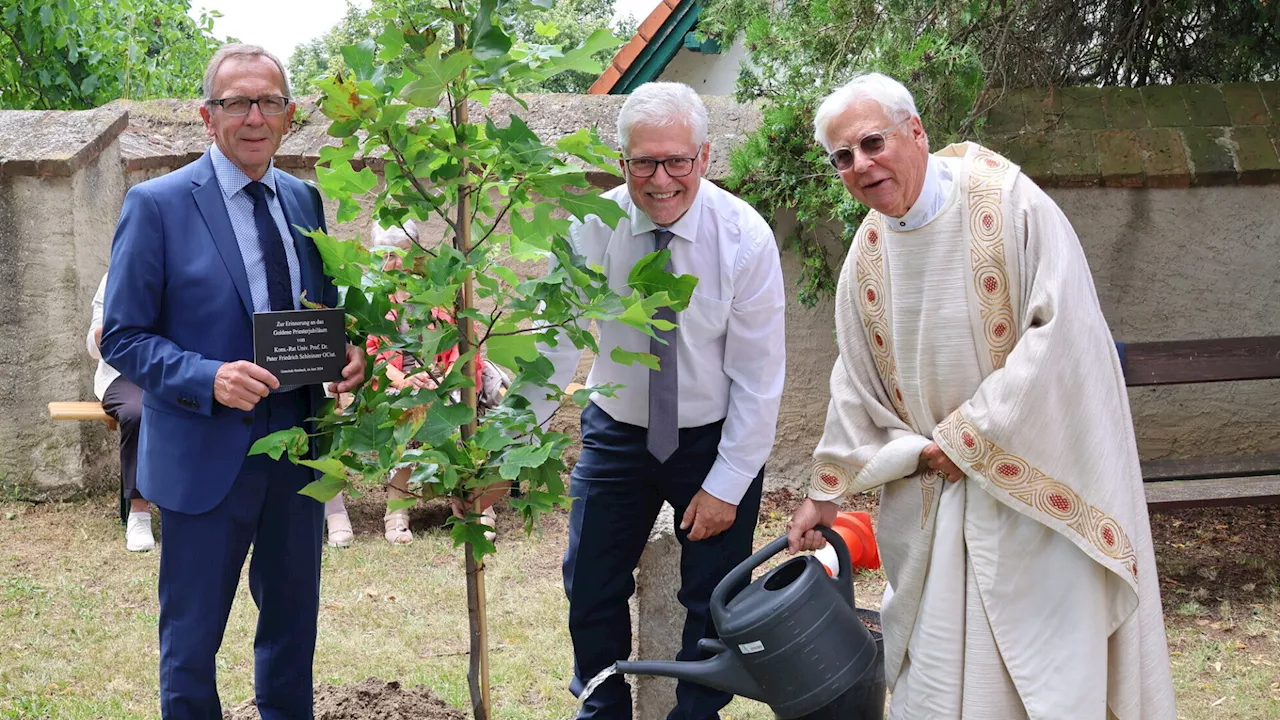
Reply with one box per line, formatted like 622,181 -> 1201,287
243,181 -> 292,312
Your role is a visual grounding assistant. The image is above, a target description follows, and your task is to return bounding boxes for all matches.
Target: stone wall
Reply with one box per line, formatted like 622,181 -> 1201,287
0,106 -> 130,498
0,85 -> 1277,498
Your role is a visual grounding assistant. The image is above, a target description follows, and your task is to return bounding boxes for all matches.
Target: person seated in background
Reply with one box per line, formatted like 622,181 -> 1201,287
323,221 -> 510,547
88,270 -> 156,552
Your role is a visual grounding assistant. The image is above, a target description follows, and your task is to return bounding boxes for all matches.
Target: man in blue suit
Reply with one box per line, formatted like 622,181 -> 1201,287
101,44 -> 365,720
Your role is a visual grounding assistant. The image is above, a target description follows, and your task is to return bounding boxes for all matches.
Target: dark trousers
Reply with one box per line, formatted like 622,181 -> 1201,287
564,403 -> 764,720
101,375 -> 144,523
156,390 -> 323,720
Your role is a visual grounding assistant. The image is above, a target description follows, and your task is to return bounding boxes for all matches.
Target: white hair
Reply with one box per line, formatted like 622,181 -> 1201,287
617,82 -> 708,154
202,43 -> 292,100
813,73 -> 920,151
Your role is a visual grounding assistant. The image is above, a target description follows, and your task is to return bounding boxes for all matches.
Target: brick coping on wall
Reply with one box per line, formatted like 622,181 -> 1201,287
1,83 -> 1277,188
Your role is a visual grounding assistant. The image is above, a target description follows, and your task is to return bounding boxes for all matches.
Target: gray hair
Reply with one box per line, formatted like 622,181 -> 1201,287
813,73 -> 920,151
202,43 -> 292,100
617,82 -> 708,154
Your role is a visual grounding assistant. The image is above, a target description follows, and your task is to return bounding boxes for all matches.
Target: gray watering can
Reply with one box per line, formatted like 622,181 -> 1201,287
616,525 -> 885,719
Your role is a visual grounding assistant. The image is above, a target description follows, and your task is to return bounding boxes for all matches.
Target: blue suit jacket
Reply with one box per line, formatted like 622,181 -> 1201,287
102,150 -> 337,515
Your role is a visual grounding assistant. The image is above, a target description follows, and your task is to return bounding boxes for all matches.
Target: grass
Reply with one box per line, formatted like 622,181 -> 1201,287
0,496 -> 1277,719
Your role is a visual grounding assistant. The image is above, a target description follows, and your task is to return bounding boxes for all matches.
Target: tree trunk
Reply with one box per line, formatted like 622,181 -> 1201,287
452,19 -> 488,720
465,544 -> 491,720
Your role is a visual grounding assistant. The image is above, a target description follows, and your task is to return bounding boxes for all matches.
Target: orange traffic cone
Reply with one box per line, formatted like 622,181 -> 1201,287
817,511 -> 880,577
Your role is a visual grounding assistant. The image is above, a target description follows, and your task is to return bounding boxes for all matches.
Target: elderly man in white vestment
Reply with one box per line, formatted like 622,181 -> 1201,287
785,73 -> 1177,719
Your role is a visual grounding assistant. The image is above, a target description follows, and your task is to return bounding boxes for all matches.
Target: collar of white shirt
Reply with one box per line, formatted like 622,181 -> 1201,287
886,154 -> 954,231
626,177 -> 708,244
209,142 -> 279,201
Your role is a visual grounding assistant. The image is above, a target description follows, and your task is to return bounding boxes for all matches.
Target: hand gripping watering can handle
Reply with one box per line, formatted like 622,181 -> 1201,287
710,525 -> 853,614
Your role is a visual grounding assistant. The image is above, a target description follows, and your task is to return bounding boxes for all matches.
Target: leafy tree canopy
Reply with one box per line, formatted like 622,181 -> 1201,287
699,0 -> 1280,306
0,0 -> 227,109
287,0 -> 635,95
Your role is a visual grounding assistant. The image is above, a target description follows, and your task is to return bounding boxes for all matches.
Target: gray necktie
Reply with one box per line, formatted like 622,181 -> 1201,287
647,229 -> 679,463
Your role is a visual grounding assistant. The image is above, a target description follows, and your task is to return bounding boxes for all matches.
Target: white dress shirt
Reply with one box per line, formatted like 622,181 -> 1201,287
529,179 -> 787,504
87,272 -> 121,401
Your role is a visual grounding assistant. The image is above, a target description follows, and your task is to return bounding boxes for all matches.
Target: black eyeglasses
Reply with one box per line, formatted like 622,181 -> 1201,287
206,95 -> 291,117
623,156 -> 699,178
827,118 -> 910,171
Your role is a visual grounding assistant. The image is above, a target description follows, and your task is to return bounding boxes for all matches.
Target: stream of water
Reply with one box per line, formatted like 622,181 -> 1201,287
573,663 -> 621,717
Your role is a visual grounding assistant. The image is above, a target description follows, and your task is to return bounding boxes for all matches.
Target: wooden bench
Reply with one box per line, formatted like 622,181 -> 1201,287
1118,336 -> 1280,510
48,401 -> 117,431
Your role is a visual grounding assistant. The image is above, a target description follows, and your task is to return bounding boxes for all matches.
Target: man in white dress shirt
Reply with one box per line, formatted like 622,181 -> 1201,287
786,73 -> 1175,719
529,82 -> 786,720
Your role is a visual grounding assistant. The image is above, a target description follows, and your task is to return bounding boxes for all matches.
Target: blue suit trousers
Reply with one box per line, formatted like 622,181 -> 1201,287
157,390 -> 323,720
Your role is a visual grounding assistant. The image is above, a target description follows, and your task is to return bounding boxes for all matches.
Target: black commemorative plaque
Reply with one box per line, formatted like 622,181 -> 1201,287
252,308 -> 346,385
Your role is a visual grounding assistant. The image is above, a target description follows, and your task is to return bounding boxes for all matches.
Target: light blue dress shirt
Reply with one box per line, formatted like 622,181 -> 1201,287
208,143 -> 302,312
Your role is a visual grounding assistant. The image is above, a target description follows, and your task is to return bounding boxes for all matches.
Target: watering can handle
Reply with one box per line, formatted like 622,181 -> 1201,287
710,525 -> 853,614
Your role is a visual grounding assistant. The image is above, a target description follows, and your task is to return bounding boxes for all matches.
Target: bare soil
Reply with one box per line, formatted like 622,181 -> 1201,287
223,679 -> 467,720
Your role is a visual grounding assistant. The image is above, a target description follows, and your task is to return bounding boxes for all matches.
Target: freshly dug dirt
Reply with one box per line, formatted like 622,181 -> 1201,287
223,678 -> 467,720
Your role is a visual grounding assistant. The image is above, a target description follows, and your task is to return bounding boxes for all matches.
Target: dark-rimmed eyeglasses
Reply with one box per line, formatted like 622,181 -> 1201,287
827,118 -> 910,171
206,95 -> 291,117
623,156 -> 699,178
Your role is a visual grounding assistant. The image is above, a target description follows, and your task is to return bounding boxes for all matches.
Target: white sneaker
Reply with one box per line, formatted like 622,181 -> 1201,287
126,512 -> 156,552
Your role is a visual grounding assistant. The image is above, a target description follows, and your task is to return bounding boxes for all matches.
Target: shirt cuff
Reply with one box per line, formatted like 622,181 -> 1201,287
701,457 -> 758,505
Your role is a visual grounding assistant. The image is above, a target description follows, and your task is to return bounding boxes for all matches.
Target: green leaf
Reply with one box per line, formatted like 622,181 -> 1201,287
538,27 -> 623,76
468,0 -> 512,60
376,26 -> 405,61
386,497 -> 419,512
418,400 -> 476,446
628,250 -> 699,310
617,299 -> 659,337
559,192 -> 628,228
394,403 -> 430,446
308,230 -> 369,288
401,41 -> 473,108
610,346 -> 660,370
496,441 -> 555,480
451,519 -> 496,559
297,457 -> 348,478
485,333 -> 539,372
248,427 -> 308,460
315,161 -> 379,196
327,118 -> 362,138
298,475 -> 347,502
341,39 -> 377,82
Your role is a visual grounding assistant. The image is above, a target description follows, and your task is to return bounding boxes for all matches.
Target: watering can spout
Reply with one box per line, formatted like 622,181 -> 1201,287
616,646 -> 764,701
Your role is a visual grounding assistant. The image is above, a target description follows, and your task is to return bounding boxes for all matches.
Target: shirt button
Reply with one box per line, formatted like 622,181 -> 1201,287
899,221 -> 906,227
243,417 -> 253,426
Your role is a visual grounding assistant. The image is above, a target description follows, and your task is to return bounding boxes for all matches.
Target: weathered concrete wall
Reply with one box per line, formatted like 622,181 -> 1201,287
1054,186 -> 1280,459
0,112 -> 128,498
1,86 -> 1277,497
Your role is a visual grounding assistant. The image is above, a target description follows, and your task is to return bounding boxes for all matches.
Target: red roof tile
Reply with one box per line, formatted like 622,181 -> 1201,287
589,0 -> 682,95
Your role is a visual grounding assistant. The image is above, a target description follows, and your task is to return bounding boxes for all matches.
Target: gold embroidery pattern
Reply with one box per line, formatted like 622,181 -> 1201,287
966,149 -> 1017,370
810,461 -> 852,498
937,414 -> 1140,580
919,469 -> 944,528
854,215 -> 911,424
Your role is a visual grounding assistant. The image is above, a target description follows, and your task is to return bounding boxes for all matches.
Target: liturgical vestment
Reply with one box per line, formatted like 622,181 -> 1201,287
809,142 -> 1177,719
